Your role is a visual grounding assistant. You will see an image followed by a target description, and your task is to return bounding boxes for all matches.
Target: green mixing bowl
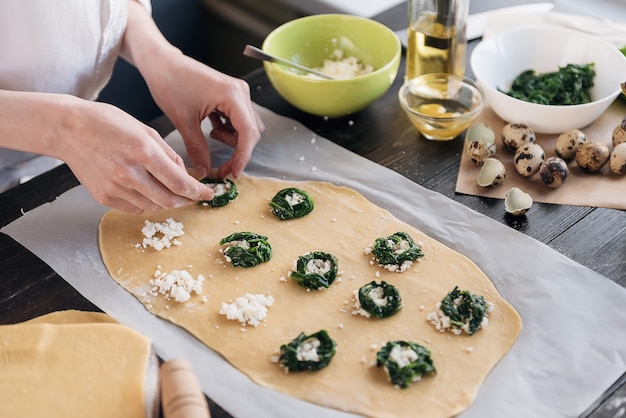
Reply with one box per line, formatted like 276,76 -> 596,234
262,14 -> 401,117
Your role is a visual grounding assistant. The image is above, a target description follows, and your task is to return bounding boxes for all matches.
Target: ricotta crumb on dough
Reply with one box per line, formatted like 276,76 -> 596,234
136,218 -> 184,251
219,293 -> 274,327
149,267 -> 205,303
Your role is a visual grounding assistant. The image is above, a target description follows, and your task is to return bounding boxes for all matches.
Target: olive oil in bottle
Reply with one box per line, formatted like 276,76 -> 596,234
406,0 -> 468,79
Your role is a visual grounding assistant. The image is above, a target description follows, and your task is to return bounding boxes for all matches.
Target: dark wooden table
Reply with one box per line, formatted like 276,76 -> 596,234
1,3 -> 624,417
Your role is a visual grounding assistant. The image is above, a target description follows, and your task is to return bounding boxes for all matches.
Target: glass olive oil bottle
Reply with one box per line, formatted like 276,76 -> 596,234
407,0 -> 468,79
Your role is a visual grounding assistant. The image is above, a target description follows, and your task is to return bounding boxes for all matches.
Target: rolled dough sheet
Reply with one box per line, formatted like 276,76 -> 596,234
0,310 -> 152,418
99,175 -> 522,418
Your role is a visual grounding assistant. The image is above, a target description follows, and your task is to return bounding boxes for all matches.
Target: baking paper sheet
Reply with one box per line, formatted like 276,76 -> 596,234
4,105 -> 626,418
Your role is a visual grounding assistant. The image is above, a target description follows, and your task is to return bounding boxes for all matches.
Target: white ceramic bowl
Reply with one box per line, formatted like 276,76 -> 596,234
471,27 -> 626,134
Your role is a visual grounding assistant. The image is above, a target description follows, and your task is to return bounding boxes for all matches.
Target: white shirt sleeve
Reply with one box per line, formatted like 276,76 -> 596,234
0,0 -> 135,100
0,0 -> 154,188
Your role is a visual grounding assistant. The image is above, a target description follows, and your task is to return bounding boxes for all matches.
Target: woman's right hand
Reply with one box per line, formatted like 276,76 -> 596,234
61,99 -> 215,213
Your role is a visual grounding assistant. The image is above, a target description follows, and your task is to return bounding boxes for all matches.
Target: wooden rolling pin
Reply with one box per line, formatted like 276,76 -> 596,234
160,358 -> 211,418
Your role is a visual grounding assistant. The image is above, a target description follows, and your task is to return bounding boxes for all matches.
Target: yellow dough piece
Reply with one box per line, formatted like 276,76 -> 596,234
99,175 -> 523,418
0,310 -> 152,418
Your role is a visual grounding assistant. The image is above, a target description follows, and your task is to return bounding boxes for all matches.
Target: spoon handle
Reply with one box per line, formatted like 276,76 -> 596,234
243,45 -> 335,80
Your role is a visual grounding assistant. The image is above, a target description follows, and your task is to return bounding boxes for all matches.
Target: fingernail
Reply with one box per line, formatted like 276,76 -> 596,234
199,184 -> 214,201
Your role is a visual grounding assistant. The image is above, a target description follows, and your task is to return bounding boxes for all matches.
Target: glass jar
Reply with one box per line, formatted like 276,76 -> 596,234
406,0 -> 469,79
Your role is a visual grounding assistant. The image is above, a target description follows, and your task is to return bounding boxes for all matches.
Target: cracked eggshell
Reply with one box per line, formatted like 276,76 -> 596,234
504,187 -> 533,216
477,157 -> 506,187
466,123 -> 497,165
555,129 -> 587,160
576,141 -> 610,172
501,123 -> 535,153
467,122 -> 496,143
540,157 -> 569,188
610,142 -> 626,175
514,143 -> 545,177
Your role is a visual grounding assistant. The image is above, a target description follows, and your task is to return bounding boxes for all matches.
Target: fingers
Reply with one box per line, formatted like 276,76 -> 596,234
94,160 -> 210,213
177,121 -> 213,180
209,107 -> 264,179
145,156 -> 214,204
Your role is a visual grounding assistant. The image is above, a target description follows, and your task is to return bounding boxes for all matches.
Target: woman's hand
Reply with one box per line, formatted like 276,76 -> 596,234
122,1 -> 264,181
145,53 -> 264,180
0,90 -> 214,213
61,99 -> 216,213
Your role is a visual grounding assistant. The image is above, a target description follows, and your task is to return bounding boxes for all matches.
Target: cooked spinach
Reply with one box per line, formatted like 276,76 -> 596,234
289,251 -> 338,289
219,232 -> 272,268
371,232 -> 424,268
198,178 -> 238,207
439,286 -> 488,335
269,187 -> 314,220
376,340 -> 436,388
279,330 -> 337,372
499,63 -> 595,105
358,281 -> 402,318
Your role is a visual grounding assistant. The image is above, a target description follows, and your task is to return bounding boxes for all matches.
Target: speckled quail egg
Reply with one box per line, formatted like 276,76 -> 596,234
477,158 -> 506,187
575,141 -> 610,172
555,129 -> 587,160
466,123 -> 497,165
467,140 -> 496,165
501,123 -> 535,153
612,116 -> 626,147
610,142 -> 626,175
539,157 -> 569,188
504,187 -> 533,216
514,143 -> 545,177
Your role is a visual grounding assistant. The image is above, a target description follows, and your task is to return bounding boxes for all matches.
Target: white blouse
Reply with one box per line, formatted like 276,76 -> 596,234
0,0 -> 151,190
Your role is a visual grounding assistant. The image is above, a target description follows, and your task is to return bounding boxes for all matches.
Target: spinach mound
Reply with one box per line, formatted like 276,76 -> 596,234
499,63 -> 595,105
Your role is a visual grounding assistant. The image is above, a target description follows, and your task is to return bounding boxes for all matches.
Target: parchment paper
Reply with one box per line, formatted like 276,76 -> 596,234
456,11 -> 626,210
3,105 -> 626,418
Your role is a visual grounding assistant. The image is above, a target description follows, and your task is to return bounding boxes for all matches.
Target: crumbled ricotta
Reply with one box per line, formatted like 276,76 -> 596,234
426,300 -> 495,335
296,337 -> 321,362
149,267 -> 205,303
307,49 -> 374,80
364,238 -> 422,273
302,257 -> 332,275
211,182 -> 230,196
219,293 -> 274,327
389,344 -> 418,369
351,290 -> 371,318
136,218 -> 184,251
285,192 -> 304,207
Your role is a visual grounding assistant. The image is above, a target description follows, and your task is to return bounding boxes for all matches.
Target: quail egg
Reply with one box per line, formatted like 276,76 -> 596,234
466,123 -> 497,165
613,116 -> 626,147
504,187 -> 533,216
575,141 -> 610,172
467,141 -> 497,165
501,123 -> 535,153
514,143 -> 545,177
477,158 -> 506,187
610,142 -> 626,175
539,157 -> 569,188
555,129 -> 587,160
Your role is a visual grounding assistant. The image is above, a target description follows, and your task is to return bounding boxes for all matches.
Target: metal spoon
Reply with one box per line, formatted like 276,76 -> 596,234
243,45 -> 335,80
